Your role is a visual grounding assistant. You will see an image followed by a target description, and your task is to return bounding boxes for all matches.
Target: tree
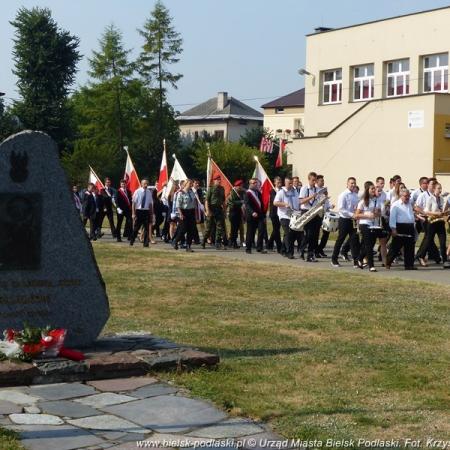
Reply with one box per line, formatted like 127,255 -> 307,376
138,1 -> 183,153
193,140 -> 269,183
88,24 -> 135,153
10,7 -> 81,150
0,98 -> 21,142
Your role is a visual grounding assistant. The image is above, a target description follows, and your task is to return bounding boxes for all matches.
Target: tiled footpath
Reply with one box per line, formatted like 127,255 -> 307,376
0,376 -> 283,450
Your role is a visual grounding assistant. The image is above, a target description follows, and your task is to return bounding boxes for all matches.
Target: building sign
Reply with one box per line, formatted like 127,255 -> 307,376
408,110 -> 424,129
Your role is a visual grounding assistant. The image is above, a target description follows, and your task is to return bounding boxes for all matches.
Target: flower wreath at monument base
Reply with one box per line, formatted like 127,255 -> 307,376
0,325 -> 85,362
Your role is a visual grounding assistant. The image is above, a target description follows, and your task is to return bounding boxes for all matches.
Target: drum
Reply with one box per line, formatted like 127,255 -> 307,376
321,211 -> 339,232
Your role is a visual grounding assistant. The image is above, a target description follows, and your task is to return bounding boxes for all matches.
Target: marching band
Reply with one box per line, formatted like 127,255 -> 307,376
76,173 -> 450,271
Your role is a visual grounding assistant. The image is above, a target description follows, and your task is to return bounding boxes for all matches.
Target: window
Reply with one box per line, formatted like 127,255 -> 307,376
353,64 -> 374,101
214,130 -> 224,140
275,107 -> 284,114
387,59 -> 410,97
423,53 -> 448,93
322,69 -> 342,104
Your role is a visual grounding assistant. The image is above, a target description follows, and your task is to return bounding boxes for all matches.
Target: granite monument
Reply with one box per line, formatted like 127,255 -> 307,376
0,131 -> 110,347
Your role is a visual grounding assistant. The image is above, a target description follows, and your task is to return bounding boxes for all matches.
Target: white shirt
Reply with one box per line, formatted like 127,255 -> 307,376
425,195 -> 444,213
299,185 -> 319,211
274,187 -> 299,220
357,198 -> 379,226
389,199 -> 415,228
337,189 -> 359,219
415,190 -> 432,210
132,187 -> 153,210
411,188 -> 425,205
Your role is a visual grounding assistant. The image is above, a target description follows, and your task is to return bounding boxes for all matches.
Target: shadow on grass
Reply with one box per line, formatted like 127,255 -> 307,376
202,347 -> 311,358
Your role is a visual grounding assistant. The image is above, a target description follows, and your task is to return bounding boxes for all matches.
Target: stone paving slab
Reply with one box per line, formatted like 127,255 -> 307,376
38,399 -> 102,419
130,382 -> 178,399
102,395 -> 227,433
67,414 -> 150,434
0,400 -> 23,414
5,423 -> 104,450
29,382 -> 97,400
86,376 -> 158,392
75,393 -> 137,408
187,417 -> 265,438
0,390 -> 40,405
9,413 -> 64,425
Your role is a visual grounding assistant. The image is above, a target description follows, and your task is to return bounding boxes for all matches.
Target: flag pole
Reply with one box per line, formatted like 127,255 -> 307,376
88,165 -> 105,189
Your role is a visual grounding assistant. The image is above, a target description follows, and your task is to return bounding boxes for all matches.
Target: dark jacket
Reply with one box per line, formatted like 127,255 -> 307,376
245,189 -> 264,220
100,187 -> 117,213
82,192 -> 104,219
116,188 -> 132,215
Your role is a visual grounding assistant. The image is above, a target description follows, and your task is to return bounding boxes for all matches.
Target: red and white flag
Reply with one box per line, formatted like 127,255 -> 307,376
252,157 -> 273,212
275,138 -> 286,168
206,156 -> 233,198
259,136 -> 274,153
124,147 -> 140,194
157,140 -> 169,192
88,166 -> 104,191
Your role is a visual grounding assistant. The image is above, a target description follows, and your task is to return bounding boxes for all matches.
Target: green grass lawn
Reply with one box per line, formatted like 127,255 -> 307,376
97,242 -> 449,440
0,429 -> 23,450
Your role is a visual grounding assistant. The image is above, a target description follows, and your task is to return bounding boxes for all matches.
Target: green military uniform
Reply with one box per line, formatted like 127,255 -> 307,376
203,184 -> 227,248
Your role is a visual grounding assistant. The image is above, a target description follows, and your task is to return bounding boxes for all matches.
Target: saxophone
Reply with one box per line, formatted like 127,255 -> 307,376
289,194 -> 328,232
428,193 -> 449,223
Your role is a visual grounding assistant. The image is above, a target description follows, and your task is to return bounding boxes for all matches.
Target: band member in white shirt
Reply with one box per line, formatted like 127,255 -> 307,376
375,177 -> 389,265
415,177 -> 440,263
299,172 -> 322,262
315,175 -> 332,258
331,177 -> 360,267
386,189 -> 416,270
354,182 -> 380,272
416,182 -> 447,267
274,177 -> 300,259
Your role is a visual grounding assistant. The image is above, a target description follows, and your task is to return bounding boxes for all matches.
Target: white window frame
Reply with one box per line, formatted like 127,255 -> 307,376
386,59 -> 410,97
322,69 -> 342,104
423,53 -> 448,93
353,64 -> 374,101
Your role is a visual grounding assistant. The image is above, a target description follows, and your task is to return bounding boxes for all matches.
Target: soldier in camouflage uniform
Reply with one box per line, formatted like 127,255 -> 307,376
203,175 -> 227,250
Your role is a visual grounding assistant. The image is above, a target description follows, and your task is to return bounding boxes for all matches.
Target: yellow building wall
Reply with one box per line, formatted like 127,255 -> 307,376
304,7 -> 450,136
288,95 -> 436,201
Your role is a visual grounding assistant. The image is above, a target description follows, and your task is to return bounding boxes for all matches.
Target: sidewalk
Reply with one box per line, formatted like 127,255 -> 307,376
0,376 -> 282,450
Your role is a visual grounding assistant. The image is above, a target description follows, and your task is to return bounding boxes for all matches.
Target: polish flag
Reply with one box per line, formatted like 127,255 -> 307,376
253,157 -> 273,213
275,138 -> 286,168
165,155 -> 187,196
124,147 -> 140,194
157,140 -> 169,192
88,166 -> 104,191
206,156 -> 233,198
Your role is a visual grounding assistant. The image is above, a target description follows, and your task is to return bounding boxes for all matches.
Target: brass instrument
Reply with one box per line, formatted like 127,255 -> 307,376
289,193 -> 328,232
428,193 -> 449,223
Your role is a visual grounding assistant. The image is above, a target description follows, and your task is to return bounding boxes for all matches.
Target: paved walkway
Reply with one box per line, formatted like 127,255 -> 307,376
0,376 -> 281,450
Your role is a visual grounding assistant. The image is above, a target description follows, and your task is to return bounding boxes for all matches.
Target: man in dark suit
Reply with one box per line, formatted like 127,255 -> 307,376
245,178 -> 267,254
82,183 -> 103,240
99,177 -> 117,238
116,179 -> 132,242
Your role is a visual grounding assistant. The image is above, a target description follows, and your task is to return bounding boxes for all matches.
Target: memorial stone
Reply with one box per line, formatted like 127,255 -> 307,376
0,131 -> 109,347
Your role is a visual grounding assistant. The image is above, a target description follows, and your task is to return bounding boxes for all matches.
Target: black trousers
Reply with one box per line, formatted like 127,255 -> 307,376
387,223 -> 416,268
229,212 -> 243,246
359,224 -> 377,268
268,215 -> 282,252
174,208 -> 196,247
416,220 -> 440,261
131,210 -> 150,246
117,212 -> 132,240
246,216 -> 264,251
332,218 -> 360,263
98,209 -> 116,236
303,215 -> 322,258
416,220 -> 447,262
84,216 -> 98,239
317,229 -> 330,253
280,218 -> 301,257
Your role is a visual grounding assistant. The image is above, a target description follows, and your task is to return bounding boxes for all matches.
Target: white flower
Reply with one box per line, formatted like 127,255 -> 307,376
0,340 -> 22,358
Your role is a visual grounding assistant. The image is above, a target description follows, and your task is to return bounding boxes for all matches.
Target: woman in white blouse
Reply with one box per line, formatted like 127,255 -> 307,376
355,182 -> 381,272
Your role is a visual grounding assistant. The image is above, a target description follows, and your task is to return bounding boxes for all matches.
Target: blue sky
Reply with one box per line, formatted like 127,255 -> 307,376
1,0 -> 449,112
